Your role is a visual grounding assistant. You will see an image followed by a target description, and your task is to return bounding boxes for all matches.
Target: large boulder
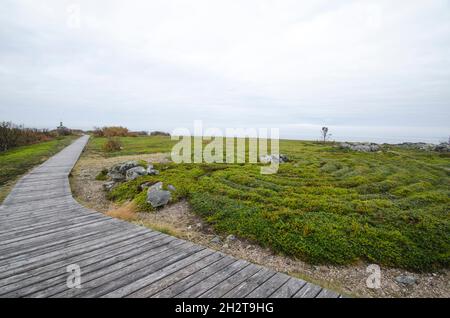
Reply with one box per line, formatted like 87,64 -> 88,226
109,161 -> 140,174
108,161 -> 144,182
107,171 -> 126,182
393,142 -> 449,152
126,166 -> 147,181
395,142 -> 435,151
146,182 -> 171,208
259,154 -> 289,164
434,143 -> 450,152
340,142 -> 380,152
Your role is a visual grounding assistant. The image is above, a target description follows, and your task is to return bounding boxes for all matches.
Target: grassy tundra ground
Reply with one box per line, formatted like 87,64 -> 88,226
0,136 -> 76,203
88,136 -> 450,272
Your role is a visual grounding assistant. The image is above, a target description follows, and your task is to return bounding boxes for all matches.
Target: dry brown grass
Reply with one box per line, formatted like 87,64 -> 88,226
134,219 -> 183,238
105,202 -> 138,221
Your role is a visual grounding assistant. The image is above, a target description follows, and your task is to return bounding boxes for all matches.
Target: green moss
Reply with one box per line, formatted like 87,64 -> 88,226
97,137 -> 450,272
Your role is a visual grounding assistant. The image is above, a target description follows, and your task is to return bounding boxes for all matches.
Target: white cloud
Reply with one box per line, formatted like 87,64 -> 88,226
0,0 -> 449,142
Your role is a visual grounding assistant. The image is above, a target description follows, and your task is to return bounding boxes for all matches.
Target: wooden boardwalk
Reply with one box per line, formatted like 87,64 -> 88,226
0,136 -> 341,298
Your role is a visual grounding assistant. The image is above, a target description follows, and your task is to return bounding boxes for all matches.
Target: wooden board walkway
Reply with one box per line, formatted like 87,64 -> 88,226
0,136 -> 341,298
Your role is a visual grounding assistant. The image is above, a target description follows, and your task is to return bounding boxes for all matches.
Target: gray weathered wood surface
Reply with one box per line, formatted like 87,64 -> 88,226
0,135 -> 341,298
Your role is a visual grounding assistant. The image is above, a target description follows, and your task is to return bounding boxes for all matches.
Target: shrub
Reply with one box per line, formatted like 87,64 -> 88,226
93,126 -> 130,138
102,138 -> 122,152
150,131 -> 171,137
0,122 -> 55,152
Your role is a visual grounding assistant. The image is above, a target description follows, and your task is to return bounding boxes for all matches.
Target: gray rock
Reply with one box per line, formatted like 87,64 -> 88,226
259,154 -> 289,164
395,275 -> 417,285
146,182 -> 171,208
149,182 -> 163,191
167,184 -> 176,192
339,142 -> 380,152
391,142 -> 450,152
107,171 -> 126,182
110,161 -> 139,174
210,236 -> 221,244
222,244 -> 229,249
434,143 -> 450,152
147,166 -> 160,175
395,142 -> 434,151
226,234 -> 237,242
126,166 -> 147,181
102,181 -> 116,192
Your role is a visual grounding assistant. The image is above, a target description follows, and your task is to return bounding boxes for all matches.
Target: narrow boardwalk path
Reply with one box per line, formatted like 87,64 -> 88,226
0,136 -> 341,298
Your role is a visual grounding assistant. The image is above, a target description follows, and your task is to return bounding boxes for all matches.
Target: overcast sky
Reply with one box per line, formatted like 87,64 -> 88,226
0,0 -> 449,143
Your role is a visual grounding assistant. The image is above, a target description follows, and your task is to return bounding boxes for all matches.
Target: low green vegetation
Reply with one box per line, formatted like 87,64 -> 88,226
87,136 -> 177,157
95,136 -> 449,271
0,136 -> 76,202
95,168 -> 109,181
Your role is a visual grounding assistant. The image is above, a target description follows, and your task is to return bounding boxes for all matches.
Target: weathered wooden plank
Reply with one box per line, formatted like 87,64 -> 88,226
4,234 -> 174,298
104,249 -> 219,298
0,226 -> 131,268
0,229 -> 154,289
152,256 -> 237,298
0,213 -> 100,238
198,264 -> 261,298
176,259 -> 249,298
52,242 -> 203,298
124,251 -> 224,298
316,288 -> 340,298
245,272 -> 291,298
222,268 -> 276,298
293,282 -> 323,298
269,277 -> 307,298
0,214 -> 106,242
0,228 -> 146,278
0,218 -> 121,257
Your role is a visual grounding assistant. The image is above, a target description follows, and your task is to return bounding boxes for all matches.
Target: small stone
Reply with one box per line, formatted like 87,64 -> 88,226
102,181 -> 116,191
211,236 -> 221,244
395,275 -> 417,286
147,167 -> 160,175
126,166 -> 147,181
246,245 -> 252,250
226,234 -> 237,242
187,225 -> 193,230
167,184 -> 176,192
222,244 -> 229,249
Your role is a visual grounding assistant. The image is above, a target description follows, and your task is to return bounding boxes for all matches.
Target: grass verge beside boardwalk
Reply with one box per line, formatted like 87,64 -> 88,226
0,136 -> 77,203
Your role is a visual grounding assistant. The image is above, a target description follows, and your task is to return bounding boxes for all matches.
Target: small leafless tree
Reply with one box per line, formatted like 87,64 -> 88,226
321,127 -> 331,143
